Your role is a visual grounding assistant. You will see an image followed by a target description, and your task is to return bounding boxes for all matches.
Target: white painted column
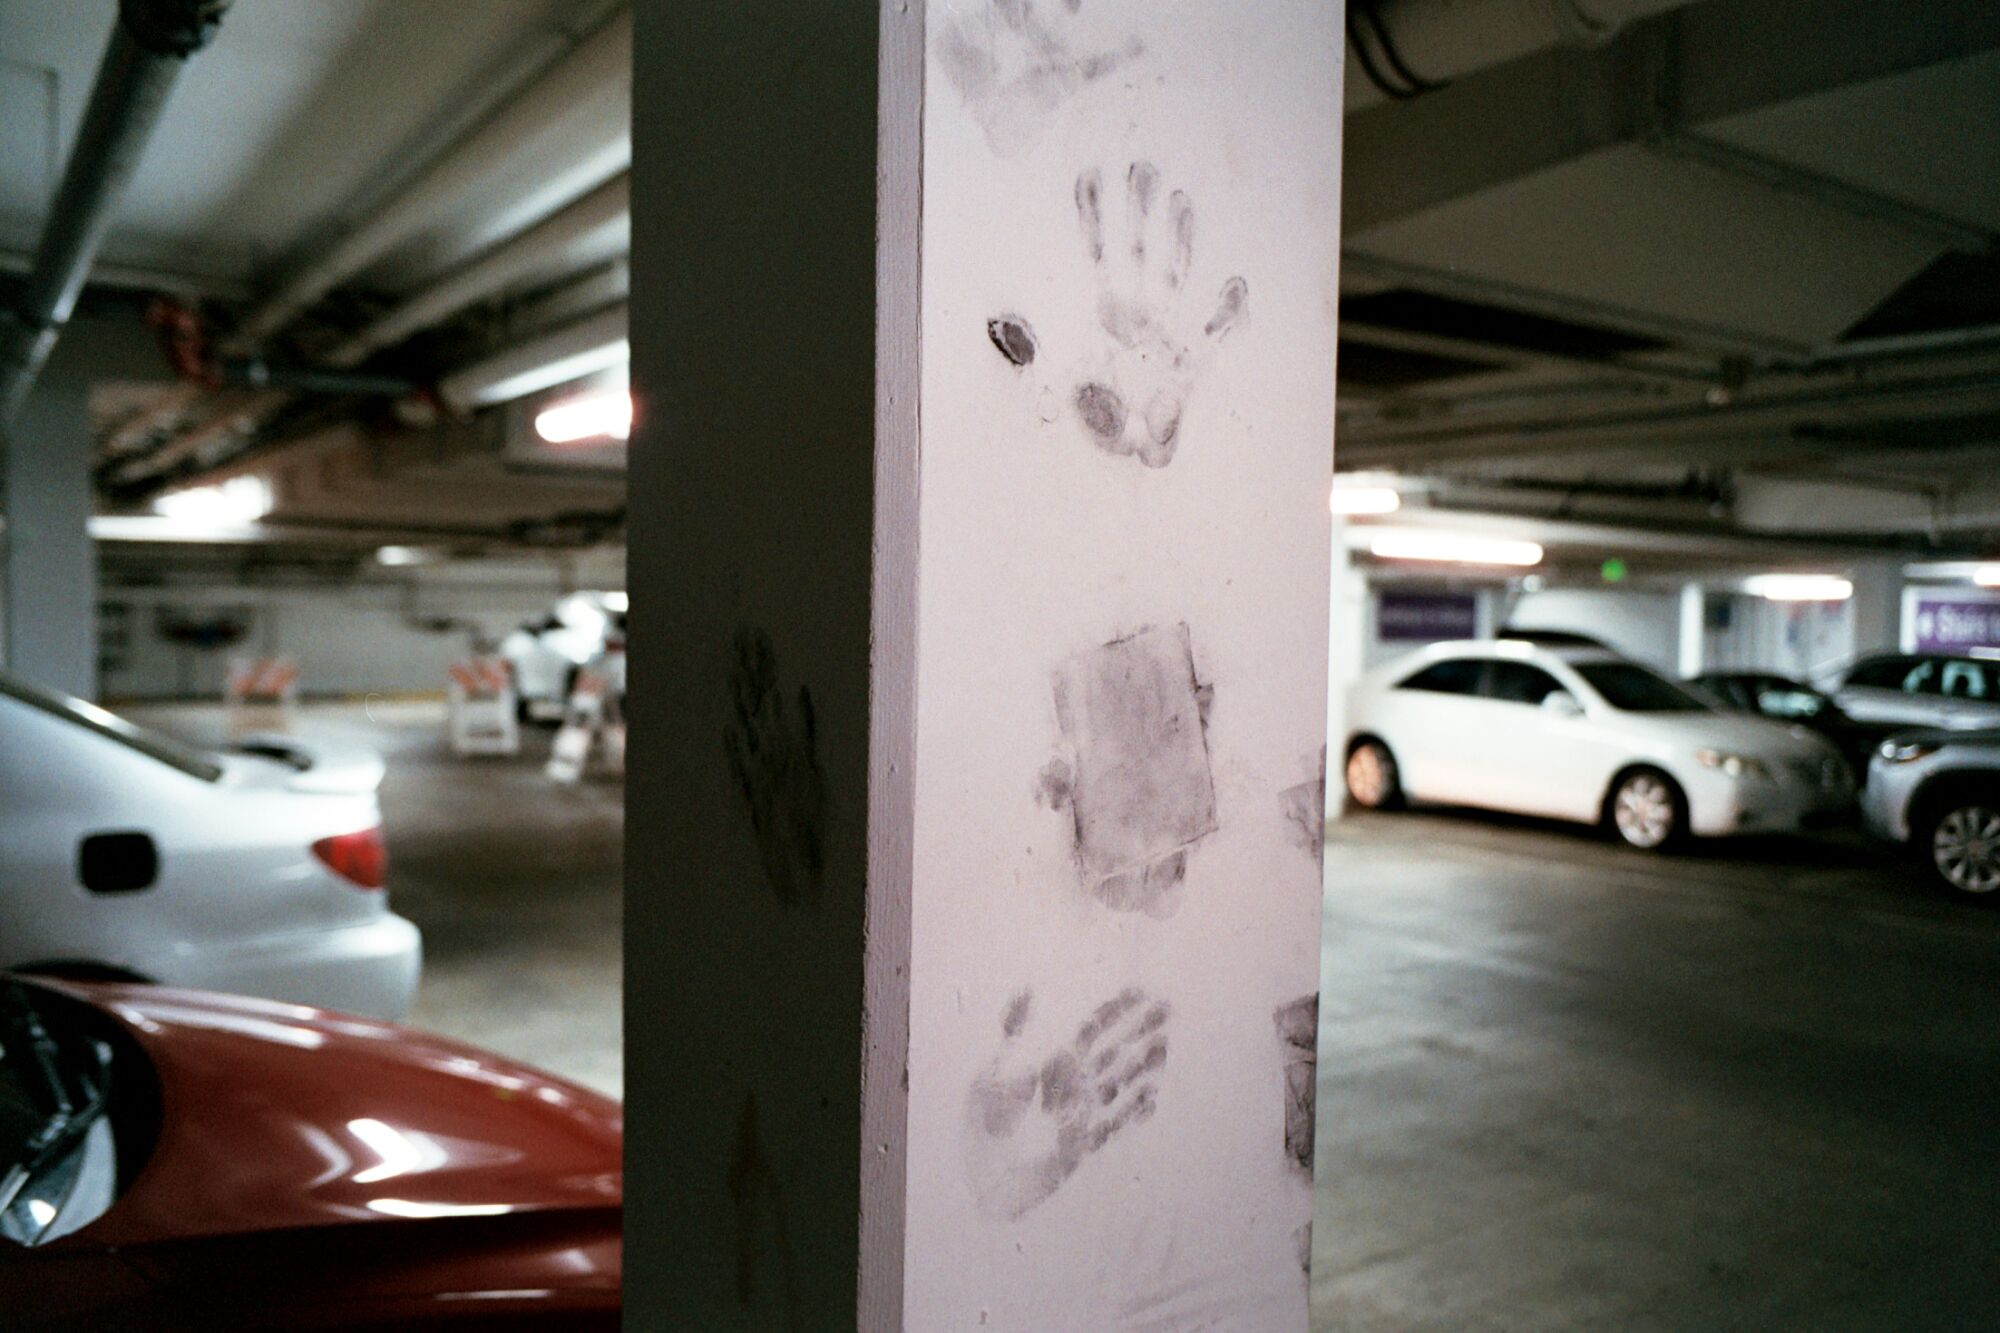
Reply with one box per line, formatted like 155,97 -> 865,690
1677,582 -> 1705,678
1,356 -> 95,698
629,2 -> 1341,1326
1849,560 -> 1905,659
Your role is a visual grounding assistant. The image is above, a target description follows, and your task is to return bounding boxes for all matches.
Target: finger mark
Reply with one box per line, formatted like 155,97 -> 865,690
1075,987 -> 1144,1049
986,314 -> 1038,367
1075,169 -> 1105,263
1166,190 -> 1193,289
1204,276 -> 1248,338
1073,382 -> 1127,445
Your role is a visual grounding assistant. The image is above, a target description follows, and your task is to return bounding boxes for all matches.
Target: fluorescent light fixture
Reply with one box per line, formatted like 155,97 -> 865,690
89,515 -> 267,543
535,388 -> 632,444
1329,484 -> 1401,516
375,545 -> 433,567
1369,529 -> 1543,567
1975,564 -> 2000,588
1744,573 -> 1852,602
152,475 -> 271,527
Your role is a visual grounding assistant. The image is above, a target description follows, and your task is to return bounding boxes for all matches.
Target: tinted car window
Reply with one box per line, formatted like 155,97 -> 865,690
1938,659 -> 1993,699
1397,659 -> 1485,696
1485,661 -> 1567,705
1574,662 -> 1710,712
1845,655 -> 1915,689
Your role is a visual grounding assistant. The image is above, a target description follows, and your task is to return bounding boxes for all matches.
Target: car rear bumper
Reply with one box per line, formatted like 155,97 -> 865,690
139,913 -> 422,1021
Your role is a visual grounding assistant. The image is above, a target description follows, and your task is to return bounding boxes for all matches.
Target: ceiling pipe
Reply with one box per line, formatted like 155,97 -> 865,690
0,0 -> 231,423
1346,0 -> 1698,111
437,303 -> 628,412
233,8 -> 632,347
322,172 -> 630,369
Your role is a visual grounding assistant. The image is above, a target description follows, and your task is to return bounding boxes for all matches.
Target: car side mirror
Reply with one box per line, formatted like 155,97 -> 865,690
78,831 -> 159,894
1541,692 -> 1582,718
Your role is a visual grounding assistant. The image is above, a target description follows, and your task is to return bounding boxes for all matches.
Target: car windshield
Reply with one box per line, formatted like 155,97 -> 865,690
1576,662 -> 1712,713
0,672 -> 222,783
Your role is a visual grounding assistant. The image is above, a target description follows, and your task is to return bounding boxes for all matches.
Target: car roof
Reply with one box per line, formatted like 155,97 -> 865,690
1412,639 -> 1629,667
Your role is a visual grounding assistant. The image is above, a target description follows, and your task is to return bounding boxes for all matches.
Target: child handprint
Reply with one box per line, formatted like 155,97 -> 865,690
936,0 -> 1146,157
963,987 -> 1171,1220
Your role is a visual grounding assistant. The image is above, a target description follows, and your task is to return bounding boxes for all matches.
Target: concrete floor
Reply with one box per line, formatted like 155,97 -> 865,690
132,702 -> 2000,1326
132,700 -> 623,1098
1312,806 -> 2000,1331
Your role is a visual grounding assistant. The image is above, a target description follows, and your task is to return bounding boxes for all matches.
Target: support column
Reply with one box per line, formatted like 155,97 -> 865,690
1678,582 -> 1705,678
629,2 -> 1341,1326
1848,560 -> 1905,659
1,364 -> 95,697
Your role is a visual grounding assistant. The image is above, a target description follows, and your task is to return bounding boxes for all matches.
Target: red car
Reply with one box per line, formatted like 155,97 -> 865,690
0,975 -> 619,1330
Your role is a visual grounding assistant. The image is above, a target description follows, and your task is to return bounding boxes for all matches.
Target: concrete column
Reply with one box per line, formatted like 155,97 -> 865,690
1678,582 -> 1705,678
1,362 -> 95,698
1849,560 -> 1905,659
628,2 -> 1341,1327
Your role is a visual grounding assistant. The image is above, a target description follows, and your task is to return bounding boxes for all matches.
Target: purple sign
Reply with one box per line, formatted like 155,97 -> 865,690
1912,596 -> 2000,653
1378,590 -> 1478,643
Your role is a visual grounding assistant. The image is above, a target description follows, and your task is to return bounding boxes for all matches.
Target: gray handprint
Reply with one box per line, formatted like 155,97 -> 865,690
723,627 -> 826,907
964,987 -> 1171,1220
988,163 -> 1248,469
936,0 -> 1145,157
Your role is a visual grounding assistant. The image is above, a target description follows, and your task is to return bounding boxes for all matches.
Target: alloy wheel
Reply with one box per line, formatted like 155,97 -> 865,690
1613,773 -> 1676,850
1932,805 -> 2000,895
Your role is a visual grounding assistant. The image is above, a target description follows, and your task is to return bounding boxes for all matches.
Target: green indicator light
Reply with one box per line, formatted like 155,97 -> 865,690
1601,558 -> 1627,583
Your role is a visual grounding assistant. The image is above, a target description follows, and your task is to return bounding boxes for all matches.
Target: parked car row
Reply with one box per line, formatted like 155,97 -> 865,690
1344,639 -> 2000,898
0,671 -> 624,1321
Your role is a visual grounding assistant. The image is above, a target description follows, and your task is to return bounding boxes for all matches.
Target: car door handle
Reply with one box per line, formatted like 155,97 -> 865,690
78,832 -> 159,894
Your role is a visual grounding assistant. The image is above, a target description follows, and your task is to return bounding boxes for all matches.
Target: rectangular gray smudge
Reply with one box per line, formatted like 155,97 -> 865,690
1053,623 -> 1217,882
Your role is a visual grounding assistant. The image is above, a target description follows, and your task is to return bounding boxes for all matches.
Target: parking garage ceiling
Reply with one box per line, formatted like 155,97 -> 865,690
1,0 -> 1997,563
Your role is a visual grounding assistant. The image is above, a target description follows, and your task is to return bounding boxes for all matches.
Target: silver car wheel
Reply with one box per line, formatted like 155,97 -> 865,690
1932,805 -> 2000,895
1346,743 -> 1392,809
1613,773 -> 1676,850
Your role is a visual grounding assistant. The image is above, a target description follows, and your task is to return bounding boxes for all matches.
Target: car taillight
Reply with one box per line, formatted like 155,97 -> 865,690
312,827 -> 387,889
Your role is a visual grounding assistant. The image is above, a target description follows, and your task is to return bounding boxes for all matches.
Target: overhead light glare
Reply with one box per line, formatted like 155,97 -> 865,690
1975,564 -> 2000,588
375,545 -> 433,567
152,475 -> 271,528
535,389 -> 632,444
1744,573 -> 1852,602
1329,484 -> 1401,516
600,590 -> 629,613
1369,530 -> 1543,567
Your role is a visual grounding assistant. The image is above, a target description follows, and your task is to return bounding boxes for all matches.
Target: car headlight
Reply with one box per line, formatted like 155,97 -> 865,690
1876,739 -> 1940,765
1694,748 -> 1769,779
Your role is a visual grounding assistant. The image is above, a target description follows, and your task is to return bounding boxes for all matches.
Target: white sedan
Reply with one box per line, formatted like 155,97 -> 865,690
0,671 -> 421,1018
1343,641 -> 1853,850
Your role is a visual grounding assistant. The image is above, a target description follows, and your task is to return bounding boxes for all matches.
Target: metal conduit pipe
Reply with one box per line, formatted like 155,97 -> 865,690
437,303 -> 629,413
323,172 -> 630,369
0,0 -> 231,423
1345,0 -> 1698,110
234,8 -> 632,346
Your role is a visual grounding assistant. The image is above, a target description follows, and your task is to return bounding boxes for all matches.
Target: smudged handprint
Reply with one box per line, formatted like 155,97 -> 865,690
964,987 -> 1171,1220
935,0 -> 1145,157
723,627 -> 826,907
988,162 -> 1248,469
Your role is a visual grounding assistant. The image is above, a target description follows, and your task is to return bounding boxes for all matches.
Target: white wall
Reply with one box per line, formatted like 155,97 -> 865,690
97,554 -> 624,700
1505,586 -> 1680,669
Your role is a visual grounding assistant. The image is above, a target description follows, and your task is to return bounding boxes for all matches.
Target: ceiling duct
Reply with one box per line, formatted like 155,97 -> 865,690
323,171 -> 629,369
1346,0 -> 1698,110
438,303 -> 628,412
0,0 -> 231,423
232,7 -> 632,346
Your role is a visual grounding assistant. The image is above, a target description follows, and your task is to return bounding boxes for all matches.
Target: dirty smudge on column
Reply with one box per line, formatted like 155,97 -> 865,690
964,987 -> 1172,1220
934,0 -> 1146,158
722,627 -> 827,906
1273,994 -> 1318,1180
1049,622 -> 1216,917
727,1092 -> 802,1330
1280,745 -> 1328,859
987,314 -> 1038,367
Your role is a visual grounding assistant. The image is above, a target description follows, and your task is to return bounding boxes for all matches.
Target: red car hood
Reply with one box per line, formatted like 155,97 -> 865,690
50,981 -> 621,1246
